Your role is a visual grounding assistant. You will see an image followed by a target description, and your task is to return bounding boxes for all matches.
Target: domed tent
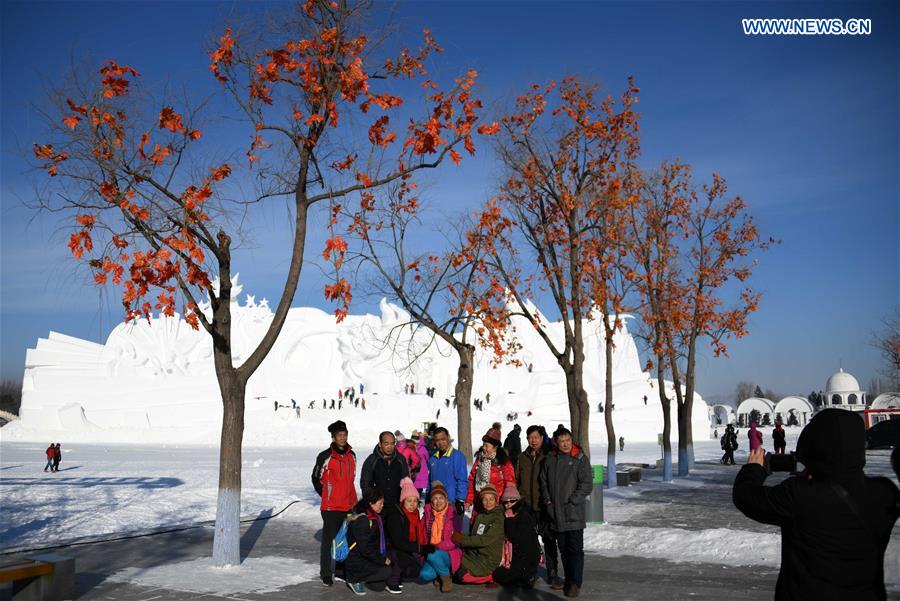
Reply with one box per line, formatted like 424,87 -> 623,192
774,396 -> 814,427
736,397 -> 775,427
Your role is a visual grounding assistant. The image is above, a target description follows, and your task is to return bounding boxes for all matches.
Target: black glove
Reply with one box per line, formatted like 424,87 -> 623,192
420,544 -> 436,555
455,500 -> 466,515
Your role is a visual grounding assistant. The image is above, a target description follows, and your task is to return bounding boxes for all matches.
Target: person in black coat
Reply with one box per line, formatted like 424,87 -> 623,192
503,424 -> 522,467
733,409 -> 900,601
492,483 -> 540,588
382,478 -> 435,591
772,422 -> 787,454
345,487 -> 393,595
360,431 -> 410,507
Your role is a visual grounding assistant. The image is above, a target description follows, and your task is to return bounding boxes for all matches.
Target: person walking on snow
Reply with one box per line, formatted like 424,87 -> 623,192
44,443 -> 55,472
618,436 -> 625,452
52,443 -> 62,472
748,420 -> 763,451
311,420 -> 358,586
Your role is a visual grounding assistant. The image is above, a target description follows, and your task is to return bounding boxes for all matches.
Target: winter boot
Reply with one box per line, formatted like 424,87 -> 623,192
439,574 -> 453,593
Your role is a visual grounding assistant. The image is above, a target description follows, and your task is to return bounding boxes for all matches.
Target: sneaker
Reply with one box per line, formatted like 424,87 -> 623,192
321,575 -> 333,587
565,584 -> 580,598
347,581 -> 366,596
386,584 -> 403,594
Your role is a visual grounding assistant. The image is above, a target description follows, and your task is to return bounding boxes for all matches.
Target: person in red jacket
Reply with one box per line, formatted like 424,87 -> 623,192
312,420 -> 358,587
44,443 -> 55,472
466,423 -> 515,513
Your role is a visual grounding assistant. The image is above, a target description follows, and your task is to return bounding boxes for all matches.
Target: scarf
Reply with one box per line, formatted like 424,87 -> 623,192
499,506 -> 516,568
367,508 -> 386,555
404,505 -> 423,544
475,451 -> 495,492
430,505 -> 448,545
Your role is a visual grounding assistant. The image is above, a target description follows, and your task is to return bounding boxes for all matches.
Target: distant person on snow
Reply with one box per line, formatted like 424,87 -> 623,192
360,432 -> 410,507
52,443 -> 62,472
618,436 -> 625,452
748,421 -> 763,451
721,424 -> 738,465
772,422 -> 787,455
311,420 -> 358,587
733,409 -> 900,601
44,443 -> 55,472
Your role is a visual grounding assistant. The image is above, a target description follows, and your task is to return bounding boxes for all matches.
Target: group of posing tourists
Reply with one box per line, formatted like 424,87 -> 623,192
311,420 -> 592,597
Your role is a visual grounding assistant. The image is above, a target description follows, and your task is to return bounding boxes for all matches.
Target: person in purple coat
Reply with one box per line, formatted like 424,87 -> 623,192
748,421 -> 763,451
411,434 -> 431,499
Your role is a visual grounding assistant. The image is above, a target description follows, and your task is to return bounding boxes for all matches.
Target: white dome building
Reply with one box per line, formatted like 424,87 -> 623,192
822,368 -> 866,412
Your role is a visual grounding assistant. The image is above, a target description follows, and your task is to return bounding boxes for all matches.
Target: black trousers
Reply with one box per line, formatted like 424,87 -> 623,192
722,450 -> 735,465
538,517 -> 560,577
320,510 -> 346,578
554,528 -> 584,588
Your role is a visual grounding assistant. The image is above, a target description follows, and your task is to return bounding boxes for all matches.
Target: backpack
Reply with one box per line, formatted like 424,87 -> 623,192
331,516 -> 356,561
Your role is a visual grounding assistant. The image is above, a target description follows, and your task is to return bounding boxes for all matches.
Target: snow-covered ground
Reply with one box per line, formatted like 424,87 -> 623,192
2,433 -> 897,592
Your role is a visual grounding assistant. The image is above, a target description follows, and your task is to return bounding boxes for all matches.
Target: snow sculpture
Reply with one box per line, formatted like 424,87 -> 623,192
6,278 -> 708,444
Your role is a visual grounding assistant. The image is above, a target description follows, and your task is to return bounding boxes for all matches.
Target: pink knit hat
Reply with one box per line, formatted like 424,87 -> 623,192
500,482 -> 521,502
399,477 -> 419,503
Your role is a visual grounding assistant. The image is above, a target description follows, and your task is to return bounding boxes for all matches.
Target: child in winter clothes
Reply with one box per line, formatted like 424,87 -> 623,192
383,478 -> 434,593
492,483 -> 540,588
452,484 -> 505,587
466,424 -> 516,512
420,481 -> 463,592
344,488 -> 392,595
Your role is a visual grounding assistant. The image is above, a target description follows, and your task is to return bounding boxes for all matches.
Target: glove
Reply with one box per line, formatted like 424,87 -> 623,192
455,500 -> 466,515
420,544 -> 436,556
451,532 -> 464,544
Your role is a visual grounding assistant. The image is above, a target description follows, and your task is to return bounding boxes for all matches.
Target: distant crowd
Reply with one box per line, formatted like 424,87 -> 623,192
312,419 -> 591,597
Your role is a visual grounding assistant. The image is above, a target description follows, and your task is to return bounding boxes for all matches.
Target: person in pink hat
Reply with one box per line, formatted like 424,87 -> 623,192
492,482 -> 540,588
420,481 -> 462,592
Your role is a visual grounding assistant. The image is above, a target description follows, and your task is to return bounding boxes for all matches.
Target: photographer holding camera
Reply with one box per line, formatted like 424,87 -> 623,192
733,408 -> 899,601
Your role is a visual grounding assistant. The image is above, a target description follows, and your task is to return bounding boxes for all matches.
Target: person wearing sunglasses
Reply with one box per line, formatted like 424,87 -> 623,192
492,483 -> 540,588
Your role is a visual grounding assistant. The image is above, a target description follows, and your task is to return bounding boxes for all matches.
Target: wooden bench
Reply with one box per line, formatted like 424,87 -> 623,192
0,554 -> 74,601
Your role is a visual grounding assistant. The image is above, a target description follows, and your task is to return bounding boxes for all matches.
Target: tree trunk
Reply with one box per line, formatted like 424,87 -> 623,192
677,401 -> 689,477
212,369 -> 246,566
657,361 -> 673,483
604,322 -> 616,489
454,344 -> 475,460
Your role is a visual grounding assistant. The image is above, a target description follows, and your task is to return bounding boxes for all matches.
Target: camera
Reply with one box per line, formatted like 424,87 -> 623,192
765,451 -> 797,474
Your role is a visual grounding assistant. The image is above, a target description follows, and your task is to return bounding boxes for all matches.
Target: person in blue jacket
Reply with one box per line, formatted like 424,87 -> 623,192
428,427 -> 469,529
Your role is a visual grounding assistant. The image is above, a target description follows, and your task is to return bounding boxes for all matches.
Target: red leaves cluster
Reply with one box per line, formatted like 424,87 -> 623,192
209,28 -> 234,84
324,278 -> 352,322
99,61 -> 139,98
33,143 -> 68,176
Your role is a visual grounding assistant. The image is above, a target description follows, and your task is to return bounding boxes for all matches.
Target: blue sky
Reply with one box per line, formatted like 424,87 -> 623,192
1,1 -> 897,400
